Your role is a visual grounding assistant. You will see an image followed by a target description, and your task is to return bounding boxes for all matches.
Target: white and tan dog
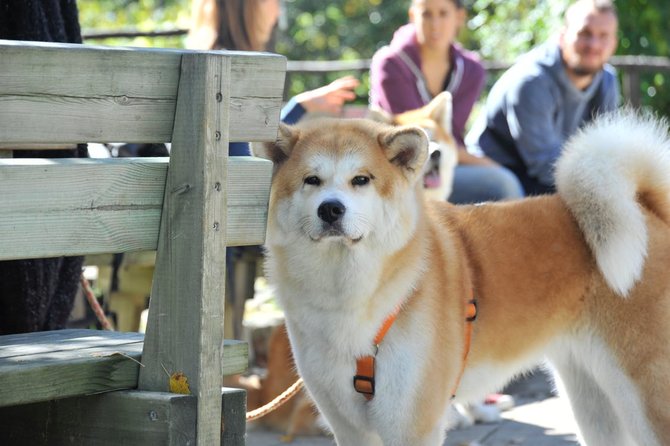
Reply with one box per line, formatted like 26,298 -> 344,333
252,111 -> 670,446
367,91 -> 458,201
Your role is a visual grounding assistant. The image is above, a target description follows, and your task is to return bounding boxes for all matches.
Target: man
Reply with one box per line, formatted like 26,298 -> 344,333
466,0 -> 619,195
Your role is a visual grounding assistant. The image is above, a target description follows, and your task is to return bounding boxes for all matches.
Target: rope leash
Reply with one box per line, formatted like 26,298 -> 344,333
79,272 -> 115,331
246,377 -> 304,422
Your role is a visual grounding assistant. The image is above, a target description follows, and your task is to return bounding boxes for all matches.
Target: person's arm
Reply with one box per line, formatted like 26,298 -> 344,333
451,58 -> 493,165
229,142 -> 250,156
281,76 -> 359,125
280,97 -> 306,125
451,58 -> 486,146
506,78 -> 564,186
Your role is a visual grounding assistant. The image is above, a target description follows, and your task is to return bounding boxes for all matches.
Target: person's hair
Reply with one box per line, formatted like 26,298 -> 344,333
411,0 -> 464,8
564,0 -> 617,25
188,0 -> 268,51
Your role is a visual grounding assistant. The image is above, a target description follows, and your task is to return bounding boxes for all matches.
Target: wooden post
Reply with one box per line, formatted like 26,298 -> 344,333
623,70 -> 641,108
139,52 -> 230,445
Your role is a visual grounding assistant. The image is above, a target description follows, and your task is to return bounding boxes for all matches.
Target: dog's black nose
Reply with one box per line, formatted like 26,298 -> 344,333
431,150 -> 441,161
318,200 -> 346,224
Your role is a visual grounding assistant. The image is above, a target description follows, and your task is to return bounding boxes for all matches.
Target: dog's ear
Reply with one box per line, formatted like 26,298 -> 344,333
250,123 -> 300,166
379,126 -> 429,178
428,91 -> 453,136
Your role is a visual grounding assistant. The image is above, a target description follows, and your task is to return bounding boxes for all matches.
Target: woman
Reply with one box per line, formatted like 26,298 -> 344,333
370,0 -> 523,203
189,0 -> 359,155
188,0 -> 360,339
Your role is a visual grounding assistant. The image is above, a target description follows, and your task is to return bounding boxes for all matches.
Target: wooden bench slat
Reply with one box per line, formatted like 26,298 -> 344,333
0,40 -> 285,143
0,391 -> 197,445
0,329 -> 143,359
0,156 -> 272,260
0,329 -> 248,407
0,388 -> 245,446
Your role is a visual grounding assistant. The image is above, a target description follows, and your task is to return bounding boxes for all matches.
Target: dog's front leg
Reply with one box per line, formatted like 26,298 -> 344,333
333,428 -> 383,446
318,405 -> 382,446
376,419 -> 448,446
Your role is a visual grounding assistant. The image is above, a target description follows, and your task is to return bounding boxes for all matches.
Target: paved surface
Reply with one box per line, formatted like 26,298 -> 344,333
246,368 -> 581,446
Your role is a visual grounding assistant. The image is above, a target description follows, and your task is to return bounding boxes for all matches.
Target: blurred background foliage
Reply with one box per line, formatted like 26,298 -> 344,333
78,0 -> 668,115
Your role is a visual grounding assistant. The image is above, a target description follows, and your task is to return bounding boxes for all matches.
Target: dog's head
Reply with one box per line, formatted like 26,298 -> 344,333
252,119 -> 429,252
368,92 -> 457,201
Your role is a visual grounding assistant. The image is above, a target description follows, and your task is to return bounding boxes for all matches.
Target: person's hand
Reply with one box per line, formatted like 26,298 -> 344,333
294,76 -> 360,115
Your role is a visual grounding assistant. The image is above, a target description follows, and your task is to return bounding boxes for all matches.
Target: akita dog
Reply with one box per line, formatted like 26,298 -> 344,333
367,91 -> 458,202
251,111 -> 670,446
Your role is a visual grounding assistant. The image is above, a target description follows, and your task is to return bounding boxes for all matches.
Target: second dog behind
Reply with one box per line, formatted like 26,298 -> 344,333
367,91 -> 458,201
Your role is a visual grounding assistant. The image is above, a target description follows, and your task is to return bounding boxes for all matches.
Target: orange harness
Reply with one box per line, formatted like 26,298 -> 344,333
353,295 -> 478,401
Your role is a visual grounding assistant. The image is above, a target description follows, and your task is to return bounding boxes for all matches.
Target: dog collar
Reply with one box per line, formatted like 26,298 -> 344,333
353,294 -> 478,401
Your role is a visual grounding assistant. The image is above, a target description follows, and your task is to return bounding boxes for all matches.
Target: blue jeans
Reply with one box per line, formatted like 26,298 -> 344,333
448,164 -> 524,204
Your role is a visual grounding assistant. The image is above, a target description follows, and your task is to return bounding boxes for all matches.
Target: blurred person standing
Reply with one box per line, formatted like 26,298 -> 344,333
189,0 -> 360,156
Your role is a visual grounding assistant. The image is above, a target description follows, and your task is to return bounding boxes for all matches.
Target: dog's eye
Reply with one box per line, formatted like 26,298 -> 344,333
351,176 -> 370,187
304,176 -> 321,186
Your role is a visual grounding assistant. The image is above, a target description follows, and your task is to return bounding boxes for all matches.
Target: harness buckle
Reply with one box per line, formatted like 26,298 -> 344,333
353,374 -> 375,397
466,298 -> 478,322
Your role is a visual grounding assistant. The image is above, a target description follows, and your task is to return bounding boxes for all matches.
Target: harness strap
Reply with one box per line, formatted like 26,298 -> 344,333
353,294 -> 478,401
451,297 -> 477,399
353,306 -> 401,400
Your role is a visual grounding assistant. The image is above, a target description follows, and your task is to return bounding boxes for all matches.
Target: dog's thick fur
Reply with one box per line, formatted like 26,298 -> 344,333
252,111 -> 670,446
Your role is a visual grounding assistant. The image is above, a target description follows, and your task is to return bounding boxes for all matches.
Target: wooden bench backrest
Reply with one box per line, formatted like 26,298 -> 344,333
0,40 -> 281,144
0,40 -> 286,444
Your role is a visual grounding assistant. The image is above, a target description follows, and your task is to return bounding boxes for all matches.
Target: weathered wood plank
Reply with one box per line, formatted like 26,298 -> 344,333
0,391 -> 197,445
139,52 -> 229,445
0,330 -> 144,408
222,387 -> 247,446
0,156 -> 271,260
226,155 -> 273,246
0,329 -> 248,407
0,39 -> 285,143
0,328 -> 143,360
0,388 -> 247,446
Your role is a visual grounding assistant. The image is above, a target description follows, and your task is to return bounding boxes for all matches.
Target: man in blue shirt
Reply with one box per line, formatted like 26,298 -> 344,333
466,0 -> 619,195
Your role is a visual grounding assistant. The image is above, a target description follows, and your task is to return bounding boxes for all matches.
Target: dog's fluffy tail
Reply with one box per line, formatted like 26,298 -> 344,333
555,110 -> 670,297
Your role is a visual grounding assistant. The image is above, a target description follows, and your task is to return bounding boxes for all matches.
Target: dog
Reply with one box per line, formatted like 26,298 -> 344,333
251,110 -> 670,446
233,93 -> 467,441
367,91 -> 458,202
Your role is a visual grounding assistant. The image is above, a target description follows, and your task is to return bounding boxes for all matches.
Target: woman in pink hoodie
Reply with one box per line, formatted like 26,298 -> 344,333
370,0 -> 523,204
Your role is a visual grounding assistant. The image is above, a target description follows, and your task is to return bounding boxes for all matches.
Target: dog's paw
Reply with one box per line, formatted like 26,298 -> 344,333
446,403 -> 475,430
469,402 -> 502,424
485,392 -> 515,411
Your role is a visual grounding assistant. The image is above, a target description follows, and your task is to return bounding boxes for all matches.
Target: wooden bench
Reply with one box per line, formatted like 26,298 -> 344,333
0,39 -> 285,445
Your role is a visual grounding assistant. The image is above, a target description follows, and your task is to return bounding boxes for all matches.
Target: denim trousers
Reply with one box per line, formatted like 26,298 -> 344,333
448,164 -> 525,204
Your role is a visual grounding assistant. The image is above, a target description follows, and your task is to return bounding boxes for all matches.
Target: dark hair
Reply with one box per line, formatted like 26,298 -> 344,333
189,0 -> 267,51
411,0 -> 464,8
